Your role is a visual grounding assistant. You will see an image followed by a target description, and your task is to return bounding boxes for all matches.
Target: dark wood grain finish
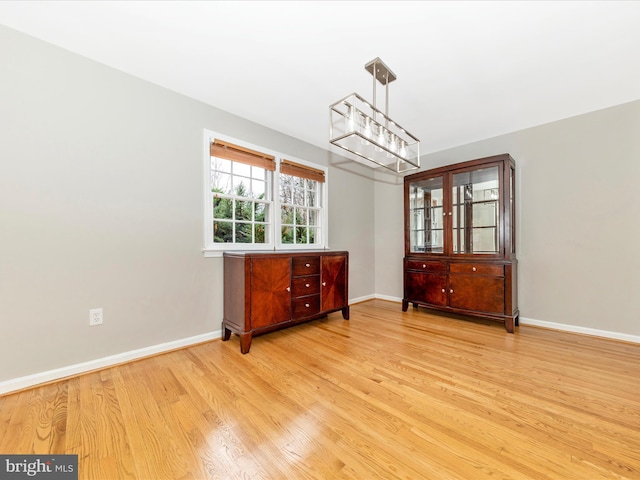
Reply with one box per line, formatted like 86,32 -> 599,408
291,294 -> 320,318
292,256 -> 320,276
223,251 -> 349,353
406,259 -> 448,272
249,257 -> 291,329
291,276 -> 320,297
449,274 -> 505,314
222,254 -> 246,336
450,262 -> 504,276
405,271 -> 447,307
320,254 -> 348,313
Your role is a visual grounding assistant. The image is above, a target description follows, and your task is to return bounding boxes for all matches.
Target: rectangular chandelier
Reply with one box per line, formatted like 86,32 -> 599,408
329,58 -> 420,174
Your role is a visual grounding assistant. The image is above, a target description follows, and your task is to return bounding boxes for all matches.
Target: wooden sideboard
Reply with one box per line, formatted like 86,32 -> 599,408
222,251 -> 349,353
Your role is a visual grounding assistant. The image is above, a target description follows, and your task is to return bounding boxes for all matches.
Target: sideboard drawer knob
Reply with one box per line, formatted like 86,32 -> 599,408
422,264 -> 426,268
305,303 -> 310,308
305,263 -> 310,267
322,282 -> 326,286
305,283 -> 310,287
472,266 -> 477,272
286,287 -> 290,292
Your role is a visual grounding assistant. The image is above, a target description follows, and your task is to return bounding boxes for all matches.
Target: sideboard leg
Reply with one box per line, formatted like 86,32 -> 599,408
504,317 -> 515,333
342,306 -> 350,320
402,299 -> 409,312
221,321 -> 231,341
239,333 -> 252,354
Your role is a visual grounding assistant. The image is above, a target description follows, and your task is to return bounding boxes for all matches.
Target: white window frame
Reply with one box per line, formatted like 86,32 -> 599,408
275,156 -> 328,250
203,129 -> 328,257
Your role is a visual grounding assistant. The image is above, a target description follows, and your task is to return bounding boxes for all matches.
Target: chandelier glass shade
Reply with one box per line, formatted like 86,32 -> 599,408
329,58 -> 420,173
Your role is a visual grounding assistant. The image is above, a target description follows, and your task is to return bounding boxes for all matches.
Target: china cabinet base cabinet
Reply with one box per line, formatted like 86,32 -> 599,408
223,251 -> 349,353
403,154 -> 518,332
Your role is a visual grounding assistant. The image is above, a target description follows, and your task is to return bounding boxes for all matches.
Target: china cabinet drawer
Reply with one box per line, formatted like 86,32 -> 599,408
406,260 -> 447,272
292,276 -> 320,297
450,263 -> 504,276
292,257 -> 320,276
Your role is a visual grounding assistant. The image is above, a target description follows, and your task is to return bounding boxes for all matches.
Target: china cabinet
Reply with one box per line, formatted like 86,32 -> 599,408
403,154 -> 518,332
223,251 -> 349,353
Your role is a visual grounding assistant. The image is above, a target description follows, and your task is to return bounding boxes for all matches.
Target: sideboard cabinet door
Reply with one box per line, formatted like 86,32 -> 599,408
250,257 -> 292,329
321,254 -> 348,313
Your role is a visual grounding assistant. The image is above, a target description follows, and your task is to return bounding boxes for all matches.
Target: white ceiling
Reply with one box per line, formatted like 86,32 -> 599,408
2,1 -> 640,157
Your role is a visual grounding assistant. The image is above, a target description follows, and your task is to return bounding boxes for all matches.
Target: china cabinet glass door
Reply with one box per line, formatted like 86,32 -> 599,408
451,166 -> 500,255
409,176 -> 444,253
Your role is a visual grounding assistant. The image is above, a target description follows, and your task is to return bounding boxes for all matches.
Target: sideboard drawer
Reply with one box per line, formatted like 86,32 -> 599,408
292,276 -> 320,296
292,257 -> 320,276
291,294 -> 320,318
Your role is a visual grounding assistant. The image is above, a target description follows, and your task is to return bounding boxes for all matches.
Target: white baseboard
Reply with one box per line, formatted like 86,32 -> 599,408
519,317 -> 640,344
0,331 -> 220,396
374,294 -> 403,303
349,294 -> 377,304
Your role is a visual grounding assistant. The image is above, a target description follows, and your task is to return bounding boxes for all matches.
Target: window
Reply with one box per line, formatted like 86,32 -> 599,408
209,139 -> 274,245
203,131 -> 327,256
279,160 -> 325,245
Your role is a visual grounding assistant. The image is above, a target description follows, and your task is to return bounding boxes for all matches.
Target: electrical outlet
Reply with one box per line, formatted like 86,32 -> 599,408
89,308 -> 103,326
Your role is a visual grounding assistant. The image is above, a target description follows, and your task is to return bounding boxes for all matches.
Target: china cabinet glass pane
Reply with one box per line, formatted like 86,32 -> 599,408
452,166 -> 499,254
473,227 -> 497,253
409,176 -> 444,253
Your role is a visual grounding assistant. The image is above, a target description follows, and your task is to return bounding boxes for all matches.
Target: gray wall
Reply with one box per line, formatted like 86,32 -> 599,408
375,99 -> 640,336
0,25 -> 375,382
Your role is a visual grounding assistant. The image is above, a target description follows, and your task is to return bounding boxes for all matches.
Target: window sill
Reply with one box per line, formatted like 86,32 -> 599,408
203,244 -> 329,258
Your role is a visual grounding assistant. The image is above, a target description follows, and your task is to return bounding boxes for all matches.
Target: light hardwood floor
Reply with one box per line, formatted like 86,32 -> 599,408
1,299 -> 639,479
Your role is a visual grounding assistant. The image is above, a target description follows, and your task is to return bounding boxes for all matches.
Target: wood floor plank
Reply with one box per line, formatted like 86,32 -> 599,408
1,299 -> 639,479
